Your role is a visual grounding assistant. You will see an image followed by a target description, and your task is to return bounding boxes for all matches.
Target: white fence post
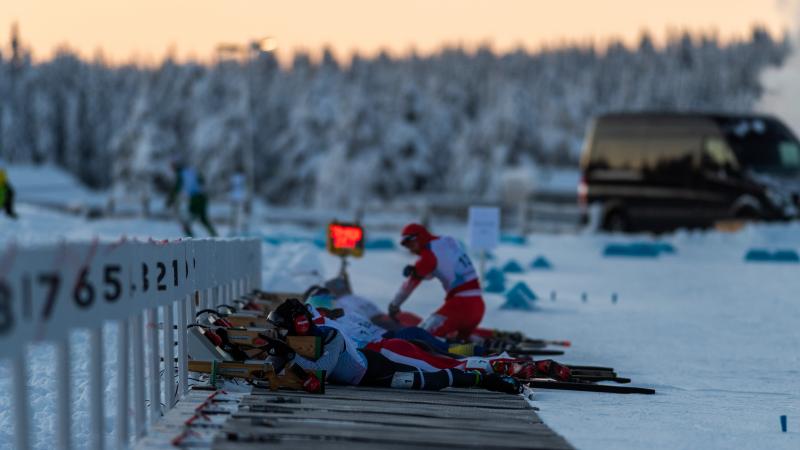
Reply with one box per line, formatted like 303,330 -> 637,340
146,308 -> 161,424
189,291 -> 197,326
12,354 -> 31,450
131,313 -> 146,438
56,340 -> 72,450
89,326 -> 104,450
162,302 -> 175,411
117,319 -> 129,449
178,295 -> 189,397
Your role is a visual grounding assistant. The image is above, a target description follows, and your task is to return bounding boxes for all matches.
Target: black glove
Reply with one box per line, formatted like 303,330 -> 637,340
481,373 -> 523,395
402,265 -> 415,278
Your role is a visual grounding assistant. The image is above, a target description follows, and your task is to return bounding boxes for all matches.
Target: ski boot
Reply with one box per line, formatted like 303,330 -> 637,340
534,359 -> 572,381
489,358 -> 537,379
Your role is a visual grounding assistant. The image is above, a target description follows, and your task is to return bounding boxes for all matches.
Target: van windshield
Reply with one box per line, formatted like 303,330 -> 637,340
718,118 -> 800,175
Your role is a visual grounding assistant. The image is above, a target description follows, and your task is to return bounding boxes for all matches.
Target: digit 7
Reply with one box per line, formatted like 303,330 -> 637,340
38,273 -> 61,320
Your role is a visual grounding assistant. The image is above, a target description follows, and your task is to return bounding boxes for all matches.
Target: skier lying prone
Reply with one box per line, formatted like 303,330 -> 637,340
266,298 -> 522,394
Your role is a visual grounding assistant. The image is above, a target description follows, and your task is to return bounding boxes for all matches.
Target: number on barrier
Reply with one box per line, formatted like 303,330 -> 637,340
172,259 -> 178,287
156,262 -> 167,291
73,267 -> 95,308
142,263 -> 149,292
39,273 -> 61,320
104,265 -> 122,302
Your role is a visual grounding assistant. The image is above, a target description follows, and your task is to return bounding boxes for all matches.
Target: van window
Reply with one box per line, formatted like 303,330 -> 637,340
718,118 -> 800,174
644,135 -> 697,173
703,138 -> 740,171
590,120 -> 700,180
778,142 -> 800,169
591,135 -> 647,171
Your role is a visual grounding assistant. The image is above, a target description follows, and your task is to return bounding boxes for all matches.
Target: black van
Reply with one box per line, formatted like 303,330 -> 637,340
579,113 -> 800,231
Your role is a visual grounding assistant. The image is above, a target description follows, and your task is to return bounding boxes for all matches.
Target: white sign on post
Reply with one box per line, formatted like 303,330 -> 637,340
468,206 -> 500,252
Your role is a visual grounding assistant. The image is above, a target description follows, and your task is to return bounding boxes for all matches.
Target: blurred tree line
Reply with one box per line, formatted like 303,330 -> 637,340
0,26 -> 789,206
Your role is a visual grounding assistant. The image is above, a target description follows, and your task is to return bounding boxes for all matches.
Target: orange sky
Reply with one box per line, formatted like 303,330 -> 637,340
0,0 -> 792,64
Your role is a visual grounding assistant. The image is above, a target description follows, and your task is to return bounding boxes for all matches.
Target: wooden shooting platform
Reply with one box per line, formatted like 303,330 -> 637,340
210,385 -> 573,450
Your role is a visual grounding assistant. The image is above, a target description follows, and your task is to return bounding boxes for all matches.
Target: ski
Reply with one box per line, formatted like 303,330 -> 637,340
566,364 -> 615,372
523,339 -> 571,348
508,348 -> 565,356
570,376 -> 631,384
569,369 -> 617,378
525,379 -> 655,395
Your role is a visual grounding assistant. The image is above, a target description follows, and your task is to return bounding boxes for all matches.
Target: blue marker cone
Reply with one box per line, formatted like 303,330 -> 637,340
611,293 -> 618,304
502,259 -> 525,274
530,256 -> 553,270
501,282 -> 536,311
508,282 -> 537,301
484,278 -> 505,293
550,291 -> 557,301
780,415 -> 787,432
485,267 -> 505,284
581,292 -> 587,303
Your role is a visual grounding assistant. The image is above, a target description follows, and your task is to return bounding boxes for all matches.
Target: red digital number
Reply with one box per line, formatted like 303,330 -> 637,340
330,224 -> 363,249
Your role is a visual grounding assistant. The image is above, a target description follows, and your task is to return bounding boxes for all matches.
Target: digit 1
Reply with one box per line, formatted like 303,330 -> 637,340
172,259 -> 178,287
142,263 -> 149,292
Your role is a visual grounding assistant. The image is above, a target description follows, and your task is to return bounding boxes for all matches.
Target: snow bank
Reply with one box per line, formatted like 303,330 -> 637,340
5,164 -> 107,212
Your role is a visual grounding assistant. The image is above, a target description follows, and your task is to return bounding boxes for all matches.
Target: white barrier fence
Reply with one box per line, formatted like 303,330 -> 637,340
0,238 -> 262,450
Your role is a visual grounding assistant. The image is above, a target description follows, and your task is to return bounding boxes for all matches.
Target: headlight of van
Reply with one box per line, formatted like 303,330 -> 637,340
764,188 -> 785,208
765,189 -> 798,217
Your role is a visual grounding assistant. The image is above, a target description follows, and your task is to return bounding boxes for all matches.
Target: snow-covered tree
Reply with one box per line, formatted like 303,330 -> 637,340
0,26 -> 791,206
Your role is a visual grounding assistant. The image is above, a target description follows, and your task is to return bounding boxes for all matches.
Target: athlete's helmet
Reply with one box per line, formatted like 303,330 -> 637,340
267,298 -> 315,336
400,223 -> 434,247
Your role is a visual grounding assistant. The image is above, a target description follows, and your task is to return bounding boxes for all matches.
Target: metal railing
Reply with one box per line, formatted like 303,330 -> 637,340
0,238 -> 261,450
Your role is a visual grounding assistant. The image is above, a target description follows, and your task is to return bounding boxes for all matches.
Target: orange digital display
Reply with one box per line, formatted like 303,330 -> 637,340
327,222 -> 365,257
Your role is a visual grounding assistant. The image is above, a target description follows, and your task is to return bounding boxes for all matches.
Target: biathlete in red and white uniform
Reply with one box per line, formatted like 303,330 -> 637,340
269,299 -> 522,393
389,223 -> 485,339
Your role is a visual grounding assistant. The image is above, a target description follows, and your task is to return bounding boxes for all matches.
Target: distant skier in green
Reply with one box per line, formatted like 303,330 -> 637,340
0,165 -> 18,219
166,158 -> 217,237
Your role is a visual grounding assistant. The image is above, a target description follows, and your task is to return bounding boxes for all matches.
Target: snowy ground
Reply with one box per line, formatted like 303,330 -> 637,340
336,224 -> 800,449
1,202 -> 799,449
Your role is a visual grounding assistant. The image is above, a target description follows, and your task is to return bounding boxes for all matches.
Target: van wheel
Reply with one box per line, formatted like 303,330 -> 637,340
603,210 -> 629,232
